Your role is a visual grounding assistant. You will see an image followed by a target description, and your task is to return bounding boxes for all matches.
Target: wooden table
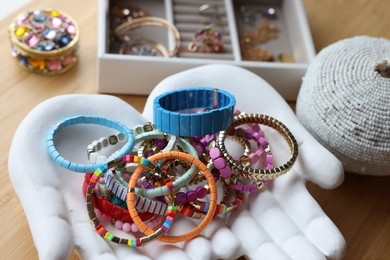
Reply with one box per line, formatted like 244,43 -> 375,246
1,0 -> 389,259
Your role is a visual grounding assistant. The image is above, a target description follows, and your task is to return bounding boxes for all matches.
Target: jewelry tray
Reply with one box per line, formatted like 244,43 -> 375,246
97,0 -> 315,100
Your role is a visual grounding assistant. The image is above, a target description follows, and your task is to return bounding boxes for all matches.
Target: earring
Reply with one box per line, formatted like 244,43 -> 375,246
240,20 -> 278,45
239,20 -> 278,61
187,4 -> 225,53
188,26 -> 224,53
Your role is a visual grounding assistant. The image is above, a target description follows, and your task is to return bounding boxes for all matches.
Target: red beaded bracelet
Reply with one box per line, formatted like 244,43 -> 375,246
82,173 -> 155,223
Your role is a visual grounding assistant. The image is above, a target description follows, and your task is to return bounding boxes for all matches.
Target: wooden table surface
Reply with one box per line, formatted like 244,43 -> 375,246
1,0 -> 389,259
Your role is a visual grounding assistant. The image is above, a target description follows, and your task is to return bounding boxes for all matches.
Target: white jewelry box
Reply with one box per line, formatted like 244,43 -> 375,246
97,0 -> 315,100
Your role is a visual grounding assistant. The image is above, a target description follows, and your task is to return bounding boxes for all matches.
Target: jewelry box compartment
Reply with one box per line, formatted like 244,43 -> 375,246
97,0 -> 315,100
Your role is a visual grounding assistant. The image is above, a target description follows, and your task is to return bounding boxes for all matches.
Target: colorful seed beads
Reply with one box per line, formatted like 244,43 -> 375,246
86,159 -> 177,247
82,173 -> 156,224
9,9 -> 79,75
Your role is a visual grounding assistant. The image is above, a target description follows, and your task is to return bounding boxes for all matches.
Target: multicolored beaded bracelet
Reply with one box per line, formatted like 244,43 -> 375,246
103,140 -> 199,201
47,115 -> 134,173
132,135 -> 200,199
217,113 -> 298,181
85,173 -> 165,233
127,151 -> 218,243
82,173 -> 155,224
88,123 -> 200,199
86,158 -> 177,247
104,171 -> 168,215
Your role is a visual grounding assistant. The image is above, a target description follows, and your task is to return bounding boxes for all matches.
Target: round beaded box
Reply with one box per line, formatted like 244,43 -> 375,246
296,36 -> 390,176
9,9 -> 79,75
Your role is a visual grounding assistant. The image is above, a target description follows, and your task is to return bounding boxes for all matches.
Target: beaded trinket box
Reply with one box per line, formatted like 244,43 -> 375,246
9,9 -> 79,75
297,36 -> 390,176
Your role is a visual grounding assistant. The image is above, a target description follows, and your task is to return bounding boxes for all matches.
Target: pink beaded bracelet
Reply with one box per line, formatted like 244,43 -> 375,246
217,113 -> 298,181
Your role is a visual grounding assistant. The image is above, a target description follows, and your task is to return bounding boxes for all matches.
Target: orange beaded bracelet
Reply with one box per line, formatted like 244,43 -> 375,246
127,151 -> 218,243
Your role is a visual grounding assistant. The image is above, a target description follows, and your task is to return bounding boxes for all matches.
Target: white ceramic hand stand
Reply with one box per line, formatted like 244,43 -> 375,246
9,64 -> 346,260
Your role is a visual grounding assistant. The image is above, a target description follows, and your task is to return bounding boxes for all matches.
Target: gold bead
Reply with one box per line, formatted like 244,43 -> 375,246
240,155 -> 251,167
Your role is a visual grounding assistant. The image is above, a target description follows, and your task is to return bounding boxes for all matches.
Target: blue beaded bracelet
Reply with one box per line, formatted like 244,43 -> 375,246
47,115 -> 134,173
153,87 -> 236,136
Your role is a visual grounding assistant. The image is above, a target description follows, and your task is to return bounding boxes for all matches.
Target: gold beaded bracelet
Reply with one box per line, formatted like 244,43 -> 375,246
217,113 -> 298,181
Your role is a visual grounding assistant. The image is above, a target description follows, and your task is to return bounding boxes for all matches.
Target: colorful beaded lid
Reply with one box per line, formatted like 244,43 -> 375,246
9,9 -> 79,74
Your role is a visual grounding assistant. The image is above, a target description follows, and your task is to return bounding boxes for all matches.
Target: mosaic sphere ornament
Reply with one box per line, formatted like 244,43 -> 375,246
296,36 -> 390,176
9,9 -> 79,75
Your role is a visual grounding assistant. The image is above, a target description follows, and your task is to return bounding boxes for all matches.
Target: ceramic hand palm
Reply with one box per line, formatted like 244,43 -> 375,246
9,64 -> 345,259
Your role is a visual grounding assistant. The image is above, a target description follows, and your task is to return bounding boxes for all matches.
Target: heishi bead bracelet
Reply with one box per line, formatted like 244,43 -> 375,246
86,158 -> 177,247
217,113 -> 298,181
127,151 -> 218,243
47,115 -> 134,173
153,88 -> 236,136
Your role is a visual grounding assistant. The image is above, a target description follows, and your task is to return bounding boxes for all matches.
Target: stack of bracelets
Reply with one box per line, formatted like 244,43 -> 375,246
47,87 -> 298,247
